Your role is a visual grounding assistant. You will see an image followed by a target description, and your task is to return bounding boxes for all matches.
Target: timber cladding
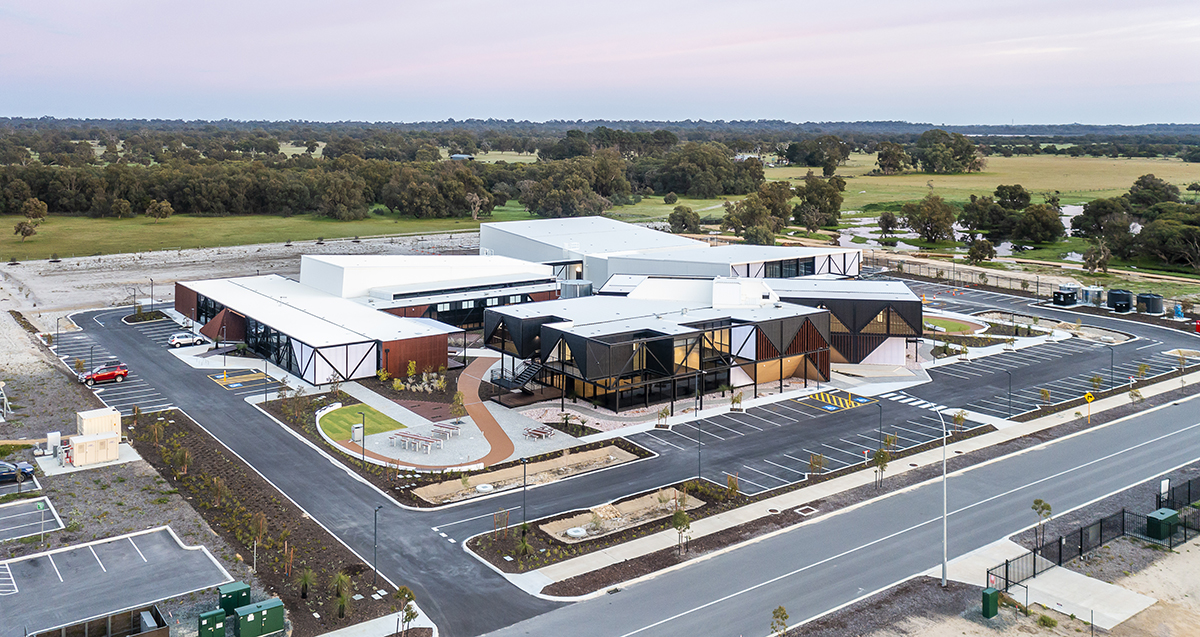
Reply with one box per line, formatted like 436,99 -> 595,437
383,334 -> 448,375
174,282 -> 198,320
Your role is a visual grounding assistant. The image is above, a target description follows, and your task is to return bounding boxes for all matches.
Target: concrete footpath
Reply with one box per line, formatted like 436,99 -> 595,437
512,368 -> 1200,599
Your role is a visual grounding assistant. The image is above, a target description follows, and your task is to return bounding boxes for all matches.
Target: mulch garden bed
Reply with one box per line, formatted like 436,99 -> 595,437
124,409 -> 408,636
468,426 -> 995,592
358,367 -> 467,406
782,576 -> 979,637
260,391 -> 653,509
123,310 -> 168,324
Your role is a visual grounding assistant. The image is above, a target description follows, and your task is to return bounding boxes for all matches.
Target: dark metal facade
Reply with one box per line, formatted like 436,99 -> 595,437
484,309 -> 831,412
775,294 -> 922,364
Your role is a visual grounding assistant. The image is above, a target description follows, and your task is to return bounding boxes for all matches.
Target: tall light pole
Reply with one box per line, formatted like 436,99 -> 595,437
875,402 -> 883,450
149,278 -> 153,314
55,317 -> 63,346
1108,345 -> 1114,390
89,345 -> 95,372
936,410 -> 949,587
521,457 -> 529,534
358,411 -> 367,468
373,504 -> 383,587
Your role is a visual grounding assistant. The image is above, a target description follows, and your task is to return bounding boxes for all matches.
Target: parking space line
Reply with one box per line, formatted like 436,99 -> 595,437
763,459 -> 806,475
929,367 -> 974,380
666,430 -> 703,446
89,546 -> 107,572
47,554 -> 63,582
904,419 -> 943,434
702,419 -> 745,437
723,471 -> 767,492
773,401 -> 820,418
678,423 -> 725,441
742,411 -> 784,427
887,428 -> 927,445
820,443 -> 864,461
741,465 -> 790,483
717,413 -> 764,431
128,537 -> 148,562
640,432 -> 684,451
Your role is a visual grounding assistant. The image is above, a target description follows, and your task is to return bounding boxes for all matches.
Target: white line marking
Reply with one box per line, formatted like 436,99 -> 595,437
641,432 -> 684,451
438,505 -> 522,529
717,413 -> 764,431
722,471 -> 766,491
742,465 -> 790,482
89,546 -> 107,572
702,419 -> 745,436
47,554 -> 63,582
763,459 -> 806,475
129,537 -> 147,562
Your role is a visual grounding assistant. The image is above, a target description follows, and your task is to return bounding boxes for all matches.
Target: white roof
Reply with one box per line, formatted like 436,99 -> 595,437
185,275 -> 457,348
482,217 -> 706,257
614,244 -> 859,265
300,254 -> 554,299
765,278 -> 921,302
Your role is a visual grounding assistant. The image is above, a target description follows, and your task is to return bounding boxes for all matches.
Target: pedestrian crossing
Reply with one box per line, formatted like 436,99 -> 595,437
878,392 -> 947,413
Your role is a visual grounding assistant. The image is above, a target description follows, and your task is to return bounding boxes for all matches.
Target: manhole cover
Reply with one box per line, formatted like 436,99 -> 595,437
566,527 -> 587,538
475,484 -> 494,493
768,508 -> 780,514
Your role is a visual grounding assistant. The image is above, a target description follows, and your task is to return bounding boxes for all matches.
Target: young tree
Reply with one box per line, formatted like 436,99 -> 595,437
145,199 -> 174,223
1031,498 -> 1052,546
450,391 -> 467,424
770,606 -> 789,634
901,193 -> 957,242
808,453 -> 828,475
296,567 -> 315,599
395,586 -> 419,634
671,507 -> 691,554
872,448 -> 891,488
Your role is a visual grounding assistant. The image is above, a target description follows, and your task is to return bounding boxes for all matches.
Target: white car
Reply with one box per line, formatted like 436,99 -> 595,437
168,332 -> 205,348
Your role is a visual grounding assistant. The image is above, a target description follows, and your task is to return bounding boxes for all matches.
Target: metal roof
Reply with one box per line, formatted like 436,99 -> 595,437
482,216 -> 706,256
184,275 -> 457,348
764,278 -> 921,302
612,244 -> 860,265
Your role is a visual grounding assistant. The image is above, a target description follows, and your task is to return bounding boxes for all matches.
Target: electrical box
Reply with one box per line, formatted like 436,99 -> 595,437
981,587 -> 999,618
77,406 -> 121,436
234,598 -> 284,637
351,423 -> 364,444
219,582 -> 251,616
69,432 -> 120,466
199,609 -> 226,637
1147,508 -> 1178,540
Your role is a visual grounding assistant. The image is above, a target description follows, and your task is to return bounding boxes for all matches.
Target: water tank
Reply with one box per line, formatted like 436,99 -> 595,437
560,280 -> 593,299
1108,289 -> 1133,312
1082,286 -> 1104,307
1137,293 -> 1164,315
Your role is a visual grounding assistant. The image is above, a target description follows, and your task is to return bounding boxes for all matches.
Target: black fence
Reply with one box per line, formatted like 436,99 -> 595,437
1158,476 -> 1200,511
987,508 -> 1200,592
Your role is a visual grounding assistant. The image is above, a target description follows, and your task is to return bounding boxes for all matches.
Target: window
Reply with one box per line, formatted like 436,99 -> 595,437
437,303 -> 451,312
487,297 -> 499,306
510,295 -> 523,304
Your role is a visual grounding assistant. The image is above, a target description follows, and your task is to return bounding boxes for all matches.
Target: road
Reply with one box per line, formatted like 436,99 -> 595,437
483,391 -> 1200,636
66,285 -> 1200,636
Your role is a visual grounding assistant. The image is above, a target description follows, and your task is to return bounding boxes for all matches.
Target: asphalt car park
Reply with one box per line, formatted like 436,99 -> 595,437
0,497 -> 64,543
629,389 -> 967,496
52,322 -> 178,416
0,527 -> 232,637
0,476 -> 41,498
206,369 -> 286,398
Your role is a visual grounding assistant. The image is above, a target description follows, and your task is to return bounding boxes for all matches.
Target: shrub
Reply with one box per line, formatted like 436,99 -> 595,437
1037,614 -> 1057,628
664,192 -> 678,204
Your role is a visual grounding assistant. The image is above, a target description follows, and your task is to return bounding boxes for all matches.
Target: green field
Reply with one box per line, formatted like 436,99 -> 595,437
924,317 -> 979,334
0,204 -> 533,261
319,404 -> 405,441
766,153 -> 1200,211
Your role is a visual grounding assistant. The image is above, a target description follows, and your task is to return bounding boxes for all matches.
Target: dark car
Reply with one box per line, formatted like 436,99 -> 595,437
0,460 -> 34,484
78,362 -> 129,386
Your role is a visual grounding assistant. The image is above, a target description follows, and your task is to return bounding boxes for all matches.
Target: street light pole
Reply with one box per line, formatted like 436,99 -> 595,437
89,345 -> 95,373
358,411 -> 367,468
373,504 -> 383,587
875,402 -> 883,450
55,317 -> 62,345
936,411 -> 949,587
521,458 -> 529,533
1108,345 -> 1114,390
149,278 -> 153,314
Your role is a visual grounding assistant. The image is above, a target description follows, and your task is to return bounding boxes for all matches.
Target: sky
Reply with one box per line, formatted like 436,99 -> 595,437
2,0 -> 1198,125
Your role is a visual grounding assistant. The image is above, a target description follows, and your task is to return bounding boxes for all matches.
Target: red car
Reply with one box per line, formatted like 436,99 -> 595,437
78,362 -> 129,386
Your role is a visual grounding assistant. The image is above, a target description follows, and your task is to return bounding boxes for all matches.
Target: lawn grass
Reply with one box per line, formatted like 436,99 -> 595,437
319,404 -> 406,441
924,317 -> 978,333
0,204 -> 533,261
765,153 -> 1200,210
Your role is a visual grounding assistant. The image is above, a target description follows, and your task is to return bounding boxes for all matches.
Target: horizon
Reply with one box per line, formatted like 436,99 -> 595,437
3,1 -> 1198,125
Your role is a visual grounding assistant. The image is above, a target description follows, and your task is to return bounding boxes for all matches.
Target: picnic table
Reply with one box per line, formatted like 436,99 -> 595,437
390,432 -> 442,454
434,422 -> 461,437
522,426 -> 556,440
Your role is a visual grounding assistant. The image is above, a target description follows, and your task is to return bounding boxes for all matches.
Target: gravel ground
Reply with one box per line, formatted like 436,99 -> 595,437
784,576 -> 980,637
0,310 -> 264,637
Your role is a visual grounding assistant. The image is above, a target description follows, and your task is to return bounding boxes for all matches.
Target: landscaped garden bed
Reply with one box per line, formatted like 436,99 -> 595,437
123,408 -> 419,636
260,389 -> 654,508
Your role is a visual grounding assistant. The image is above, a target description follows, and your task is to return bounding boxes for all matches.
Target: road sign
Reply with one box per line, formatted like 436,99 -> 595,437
1084,392 -> 1095,403
35,502 -> 45,510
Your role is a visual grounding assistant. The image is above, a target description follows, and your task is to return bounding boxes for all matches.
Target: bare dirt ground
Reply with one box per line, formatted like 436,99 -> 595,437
411,445 -> 637,505
0,233 -> 478,331
0,310 -> 263,637
539,487 -> 702,543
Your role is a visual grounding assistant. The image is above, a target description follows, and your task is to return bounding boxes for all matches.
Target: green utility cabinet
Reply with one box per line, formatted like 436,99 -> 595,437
199,609 -> 226,637
1147,508 -> 1179,540
219,582 -> 251,616
234,598 -> 285,637
981,587 -> 999,618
